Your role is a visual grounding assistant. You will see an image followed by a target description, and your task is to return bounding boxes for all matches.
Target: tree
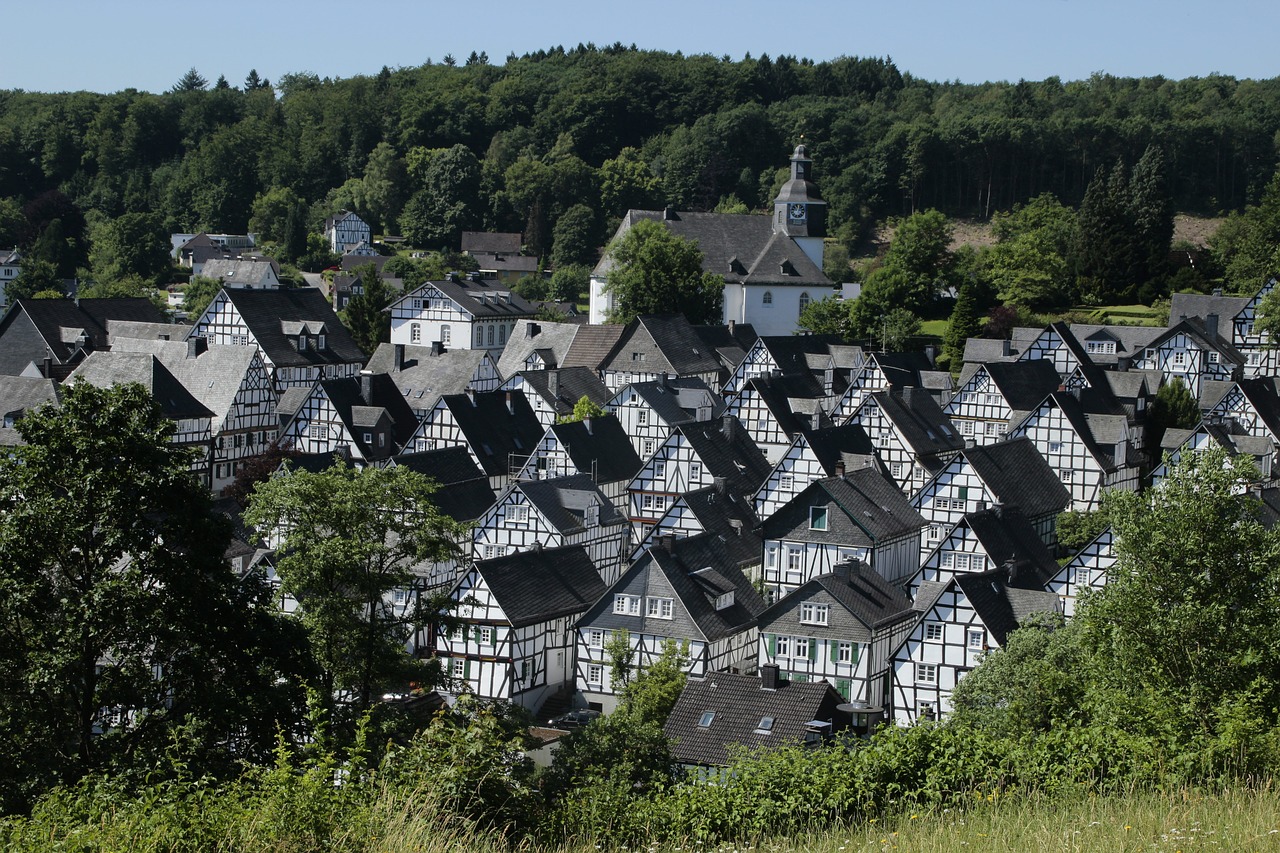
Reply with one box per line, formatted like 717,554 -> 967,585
243,69 -> 268,91
943,280 -> 982,369
88,212 -> 171,285
340,263 -> 392,354
549,263 -> 589,303
1148,376 -> 1200,450
6,258 -> 61,302
822,242 -> 852,283
0,383 -> 306,811
878,306 -> 922,351
183,274 -> 224,318
250,187 -> 310,263
171,67 -> 208,93
243,462 -> 466,718
399,145 -> 481,248
798,295 -> 852,338
359,142 -> 407,235
551,203 -> 599,268
1253,283 -> 1280,346
558,395 -> 608,424
603,219 -> 723,324
604,628 -> 634,688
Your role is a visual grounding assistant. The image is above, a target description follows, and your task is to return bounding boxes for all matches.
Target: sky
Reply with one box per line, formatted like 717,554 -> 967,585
4,0 -> 1279,94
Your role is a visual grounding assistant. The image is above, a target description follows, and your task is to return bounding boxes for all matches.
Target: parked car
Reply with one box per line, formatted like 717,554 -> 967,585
548,709 -> 602,729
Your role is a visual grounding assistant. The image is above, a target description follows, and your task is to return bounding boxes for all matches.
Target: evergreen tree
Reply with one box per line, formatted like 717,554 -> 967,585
944,280 -> 982,369
340,263 -> 392,354
243,69 -> 265,91
172,67 -> 208,92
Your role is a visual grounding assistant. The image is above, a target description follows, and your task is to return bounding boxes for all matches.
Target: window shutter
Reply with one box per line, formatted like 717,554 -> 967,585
836,679 -> 851,700
463,659 -> 471,681
809,638 -> 817,662
767,633 -> 777,658
830,639 -> 840,664
851,643 -> 861,664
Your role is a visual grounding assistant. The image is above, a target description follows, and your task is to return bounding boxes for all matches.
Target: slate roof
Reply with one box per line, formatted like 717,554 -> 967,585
390,279 -> 538,322
547,414 -> 644,485
959,438 -> 1072,519
626,375 -> 725,426
1169,291 -> 1251,330
746,374 -> 831,436
515,367 -> 611,419
962,337 -> 1015,365
439,390 -> 545,478
514,474 -> 627,534
596,209 -> 830,289
339,254 -> 391,275
983,359 -> 1066,412
868,388 -> 964,457
1231,377 -> 1280,437
954,570 -> 1061,646
801,422 -> 878,475
381,446 -> 497,522
366,343 -> 493,412
473,544 -> 606,628
960,506 -> 1059,586
667,484 -> 763,571
201,258 -> 280,286
870,351 -> 938,388
1160,421 -> 1274,461
0,375 -> 60,445
758,560 -> 914,631
561,323 -> 625,371
497,319 -> 582,377
692,322 -> 758,375
679,417 -> 773,494
601,314 -> 725,377
1147,317 -> 1246,366
68,352 -> 214,421
765,469 -> 926,546
665,671 -> 844,768
1061,322 -> 1164,366
0,298 -> 167,371
205,288 -> 366,367
462,231 -> 522,255
109,339 -> 267,428
319,373 -> 421,452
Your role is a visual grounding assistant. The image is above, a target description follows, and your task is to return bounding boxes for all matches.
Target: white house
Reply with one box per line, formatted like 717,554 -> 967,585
388,277 -> 536,353
324,211 -> 371,254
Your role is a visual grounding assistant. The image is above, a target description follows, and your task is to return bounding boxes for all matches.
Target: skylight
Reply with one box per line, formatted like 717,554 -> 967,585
698,710 -> 715,728
756,716 -> 775,734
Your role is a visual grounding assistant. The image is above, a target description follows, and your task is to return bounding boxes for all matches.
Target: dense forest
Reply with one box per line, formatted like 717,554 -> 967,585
3,45 -> 1280,274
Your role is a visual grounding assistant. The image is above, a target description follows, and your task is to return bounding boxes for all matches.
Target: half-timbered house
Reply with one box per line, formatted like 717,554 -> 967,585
664,667 -> 846,777
186,288 -> 366,392
324,210 -> 370,254
757,559 -> 915,707
495,319 -> 583,378
277,372 -> 418,463
846,388 -> 964,496
945,359 -> 1062,446
1008,391 -> 1140,511
387,277 -> 536,353
909,505 -> 1059,597
515,414 -> 644,512
1045,527 -> 1115,618
404,388 -> 543,489
1204,376 -> 1280,455
830,351 -> 952,423
626,415 -> 771,538
0,297 -> 168,379
890,569 -> 1060,724
753,422 -> 879,519
760,469 -> 926,598
366,342 -> 501,417
500,367 -> 612,428
574,531 -> 766,713
630,483 -> 763,576
111,337 -> 279,493
438,544 -> 605,712
472,474 -> 632,585
911,437 -> 1071,554
1170,279 -> 1278,377
720,334 -> 853,399
726,373 -> 835,464
1152,421 -> 1273,486
597,314 -> 726,392
1131,317 -> 1242,400
606,375 -> 723,459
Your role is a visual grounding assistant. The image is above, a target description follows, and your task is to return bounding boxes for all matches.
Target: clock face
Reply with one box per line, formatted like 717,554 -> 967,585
788,203 -> 807,222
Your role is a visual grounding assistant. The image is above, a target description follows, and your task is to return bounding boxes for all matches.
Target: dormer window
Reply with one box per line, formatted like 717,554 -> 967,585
317,333 -> 326,350
298,334 -> 308,351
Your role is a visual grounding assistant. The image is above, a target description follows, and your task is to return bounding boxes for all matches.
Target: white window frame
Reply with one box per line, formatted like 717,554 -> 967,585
587,663 -> 603,686
646,596 -> 674,619
613,594 -> 640,616
967,629 -> 985,651
799,602 -> 829,625
924,622 -> 944,642
916,662 -> 938,685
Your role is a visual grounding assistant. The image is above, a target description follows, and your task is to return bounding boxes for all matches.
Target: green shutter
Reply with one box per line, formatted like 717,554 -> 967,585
830,639 -> 840,664
767,633 -> 777,658
463,659 -> 471,681
808,638 -> 817,662
957,486 -> 968,500
836,679 -> 851,700
851,643 -> 861,664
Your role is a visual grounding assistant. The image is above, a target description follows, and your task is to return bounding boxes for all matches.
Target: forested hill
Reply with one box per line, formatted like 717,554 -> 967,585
2,45 -> 1278,260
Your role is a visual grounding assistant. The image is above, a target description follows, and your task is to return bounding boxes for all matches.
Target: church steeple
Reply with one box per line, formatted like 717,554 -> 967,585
773,142 -> 827,267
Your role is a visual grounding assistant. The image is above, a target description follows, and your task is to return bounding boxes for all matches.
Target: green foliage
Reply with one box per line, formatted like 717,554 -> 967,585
548,262 -> 589,303
171,67 -> 208,93
943,280 -> 982,368
6,258 -> 60,301
822,241 -> 852,283
1148,376 -> 1201,449
250,186 -> 310,262
400,144 -> 481,249
339,263 -> 392,354
604,628 -> 634,688
243,461 -> 466,718
604,219 -> 723,324
88,212 -> 171,285
551,203 -> 599,268
1055,506 -> 1110,552
557,395 -> 608,423
982,193 -> 1079,308
1254,282 -> 1280,346
798,294 -> 852,338
1211,171 -> 1280,291
181,274 -> 222,318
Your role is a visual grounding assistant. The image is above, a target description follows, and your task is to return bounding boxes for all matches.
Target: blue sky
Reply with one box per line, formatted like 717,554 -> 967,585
6,0 -> 1278,94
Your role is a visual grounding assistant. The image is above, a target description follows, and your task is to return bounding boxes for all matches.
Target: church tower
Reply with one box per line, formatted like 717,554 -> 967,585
772,143 -> 827,269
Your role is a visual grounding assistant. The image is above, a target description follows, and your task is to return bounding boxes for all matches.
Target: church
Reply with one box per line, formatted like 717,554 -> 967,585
589,144 -> 835,336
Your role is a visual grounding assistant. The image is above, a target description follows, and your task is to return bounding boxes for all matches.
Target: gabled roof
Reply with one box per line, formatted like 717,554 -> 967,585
691,322 -> 758,374
759,560 -> 914,631
665,671 -> 843,768
561,323 -> 626,371
439,390 -> 545,477
546,414 -> 644,484
869,351 -> 937,388
960,506 -> 1059,585
678,417 -> 773,494
201,258 -> 280,285
68,352 -> 213,421
0,297 -> 167,372
0,375 -> 60,445
497,319 -> 582,377
206,288 -> 366,367
366,343 -> 493,411
108,339 -> 267,427
624,375 -> 724,426
394,279 -> 538,321
473,544 -> 606,628
1168,291 -> 1252,329
745,374 -> 830,436
867,388 -> 964,457
514,368 -> 611,418
1231,377 -> 1280,438
601,314 -> 725,377
766,469 -> 926,546
319,374 -> 420,452
959,437 -> 1071,519
954,570 -> 1061,646
514,474 -> 626,535
1043,391 -> 1121,470
462,231 -> 522,255
1144,317 -> 1245,365
983,360 -> 1065,412
381,446 -> 496,522
668,484 -> 763,571
800,422 -> 878,475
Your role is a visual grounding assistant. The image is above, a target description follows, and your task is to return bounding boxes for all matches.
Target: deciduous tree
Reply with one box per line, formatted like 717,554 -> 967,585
603,219 -> 723,324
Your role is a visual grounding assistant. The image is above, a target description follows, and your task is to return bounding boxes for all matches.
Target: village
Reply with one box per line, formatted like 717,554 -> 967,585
0,142 -> 1273,779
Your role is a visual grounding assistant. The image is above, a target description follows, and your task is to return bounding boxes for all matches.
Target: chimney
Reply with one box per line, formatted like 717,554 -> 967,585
662,371 -> 671,388
1001,339 -> 1011,357
761,663 -> 780,691
1205,313 -> 1219,339
465,387 -> 476,407
360,369 -> 374,402
728,319 -> 735,335
660,533 -> 676,553
729,518 -> 744,537
394,343 -> 405,370
505,390 -> 515,415
1213,287 -> 1223,297
430,340 -> 445,356
713,476 -> 727,495
721,415 -> 736,442
532,540 -> 543,553
584,416 -> 593,435
834,459 -> 846,478
547,370 -> 560,398
186,336 -> 208,359
41,355 -> 52,378
526,322 -> 541,339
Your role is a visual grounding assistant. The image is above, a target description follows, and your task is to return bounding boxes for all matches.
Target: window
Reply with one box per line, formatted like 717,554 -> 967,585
298,334 -> 307,351
1072,566 -> 1091,586
488,326 -> 496,346
363,432 -> 373,444
689,462 -> 701,480
510,505 -> 529,523
476,327 -> 484,346
637,409 -> 648,425
442,324 -> 451,344
587,664 -> 603,685
317,333 -> 326,349
520,659 -> 531,681
642,439 -> 656,456
792,636 -> 810,658
916,663 -> 938,684
1207,351 -> 1220,364
800,602 -> 829,625
498,325 -> 506,345
413,299 -> 423,310
1061,469 -> 1074,483
967,630 -> 985,650
653,460 -> 666,478
452,658 -> 466,680
588,629 -> 605,648
646,597 -> 674,619
798,292 -> 810,316
837,641 -> 854,664
928,525 -> 943,541
478,627 -> 494,646
1048,441 -> 1063,453
631,351 -> 645,362
1173,351 -> 1187,367
809,506 -> 828,530
698,710 -> 715,728
393,588 -> 408,605
779,473 -> 794,490
890,462 -> 904,479
775,635 -> 791,657
787,548 -> 802,573
959,420 -> 974,435
755,716 -> 775,734
613,594 -> 640,615
984,421 -> 1000,436
924,622 -> 944,642
763,291 -> 773,305
308,423 -> 325,439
